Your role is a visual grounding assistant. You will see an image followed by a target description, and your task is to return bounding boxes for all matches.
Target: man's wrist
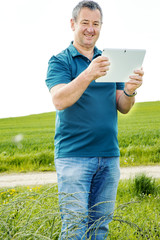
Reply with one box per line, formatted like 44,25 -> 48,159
84,68 -> 95,83
124,89 -> 137,97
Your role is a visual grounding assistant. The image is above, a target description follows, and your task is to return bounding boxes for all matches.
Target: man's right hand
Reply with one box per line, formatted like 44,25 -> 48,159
50,56 -> 110,110
86,56 -> 110,81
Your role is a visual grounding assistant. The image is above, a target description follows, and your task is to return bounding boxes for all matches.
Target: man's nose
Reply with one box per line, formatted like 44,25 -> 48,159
87,25 -> 94,32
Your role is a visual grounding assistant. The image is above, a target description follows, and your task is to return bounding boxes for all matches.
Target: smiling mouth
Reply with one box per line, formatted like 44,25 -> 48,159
84,34 -> 94,39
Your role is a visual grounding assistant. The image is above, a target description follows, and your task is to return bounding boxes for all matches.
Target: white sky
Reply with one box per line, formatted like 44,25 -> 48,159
0,0 -> 160,119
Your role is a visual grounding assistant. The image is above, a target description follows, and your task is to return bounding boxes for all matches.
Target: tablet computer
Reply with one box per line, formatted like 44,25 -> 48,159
95,48 -> 146,83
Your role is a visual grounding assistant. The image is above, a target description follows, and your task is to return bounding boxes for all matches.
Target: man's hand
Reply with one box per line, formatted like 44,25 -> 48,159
116,68 -> 144,114
124,68 -> 144,95
86,56 -> 110,81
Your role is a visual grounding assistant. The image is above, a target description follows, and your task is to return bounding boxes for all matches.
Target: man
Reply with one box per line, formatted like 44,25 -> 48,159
45,1 -> 144,239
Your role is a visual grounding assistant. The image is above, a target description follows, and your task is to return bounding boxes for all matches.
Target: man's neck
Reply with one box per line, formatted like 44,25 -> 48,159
73,42 -> 94,61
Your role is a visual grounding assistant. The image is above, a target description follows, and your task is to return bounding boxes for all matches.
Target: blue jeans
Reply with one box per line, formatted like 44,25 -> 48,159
55,157 -> 120,240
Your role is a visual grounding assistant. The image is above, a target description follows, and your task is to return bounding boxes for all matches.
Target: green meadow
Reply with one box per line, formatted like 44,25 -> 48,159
0,101 -> 160,173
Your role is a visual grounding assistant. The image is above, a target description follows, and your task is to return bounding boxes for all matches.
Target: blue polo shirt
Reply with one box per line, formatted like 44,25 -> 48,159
45,43 -> 124,158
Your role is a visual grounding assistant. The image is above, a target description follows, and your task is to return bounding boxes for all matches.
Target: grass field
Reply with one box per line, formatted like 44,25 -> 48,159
0,101 -> 160,173
118,101 -> 160,166
0,177 -> 159,239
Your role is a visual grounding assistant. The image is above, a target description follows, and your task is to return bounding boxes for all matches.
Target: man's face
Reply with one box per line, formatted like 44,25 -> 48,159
71,7 -> 102,49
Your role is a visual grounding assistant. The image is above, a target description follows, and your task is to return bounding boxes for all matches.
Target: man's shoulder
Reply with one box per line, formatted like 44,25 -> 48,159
50,46 -> 70,59
48,46 -> 72,68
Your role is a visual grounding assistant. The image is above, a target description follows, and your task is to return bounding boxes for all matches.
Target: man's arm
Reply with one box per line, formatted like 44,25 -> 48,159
116,69 -> 144,114
50,56 -> 110,110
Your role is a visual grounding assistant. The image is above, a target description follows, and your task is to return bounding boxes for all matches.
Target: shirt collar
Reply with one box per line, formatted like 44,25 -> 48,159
68,42 -> 102,58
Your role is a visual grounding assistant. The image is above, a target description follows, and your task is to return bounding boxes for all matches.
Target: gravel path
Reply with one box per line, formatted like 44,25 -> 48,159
0,166 -> 159,188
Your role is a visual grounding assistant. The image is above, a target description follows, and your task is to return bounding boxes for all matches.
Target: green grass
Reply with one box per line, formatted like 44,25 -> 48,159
0,177 -> 159,239
0,112 -> 56,173
109,177 -> 160,239
0,101 -> 160,173
118,101 -> 160,166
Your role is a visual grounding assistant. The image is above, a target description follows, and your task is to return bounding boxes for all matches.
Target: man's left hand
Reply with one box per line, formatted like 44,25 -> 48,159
124,68 -> 144,95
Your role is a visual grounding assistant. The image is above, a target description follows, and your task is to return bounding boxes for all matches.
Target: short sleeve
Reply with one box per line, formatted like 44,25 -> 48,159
45,55 -> 72,91
116,82 -> 125,90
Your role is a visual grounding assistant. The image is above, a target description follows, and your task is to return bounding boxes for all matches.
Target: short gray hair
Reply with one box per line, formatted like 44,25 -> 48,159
72,0 -> 103,23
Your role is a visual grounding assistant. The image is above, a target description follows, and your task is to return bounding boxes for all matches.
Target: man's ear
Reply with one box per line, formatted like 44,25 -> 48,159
70,19 -> 75,31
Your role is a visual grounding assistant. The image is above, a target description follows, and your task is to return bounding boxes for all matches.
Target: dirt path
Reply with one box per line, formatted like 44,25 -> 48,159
0,166 -> 159,188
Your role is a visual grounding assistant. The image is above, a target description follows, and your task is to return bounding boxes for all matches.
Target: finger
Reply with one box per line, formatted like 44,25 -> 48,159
100,61 -> 110,67
134,69 -> 144,76
101,56 -> 109,61
127,81 -> 143,90
128,78 -> 143,87
130,75 -> 142,81
97,56 -> 109,62
101,66 -> 110,72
